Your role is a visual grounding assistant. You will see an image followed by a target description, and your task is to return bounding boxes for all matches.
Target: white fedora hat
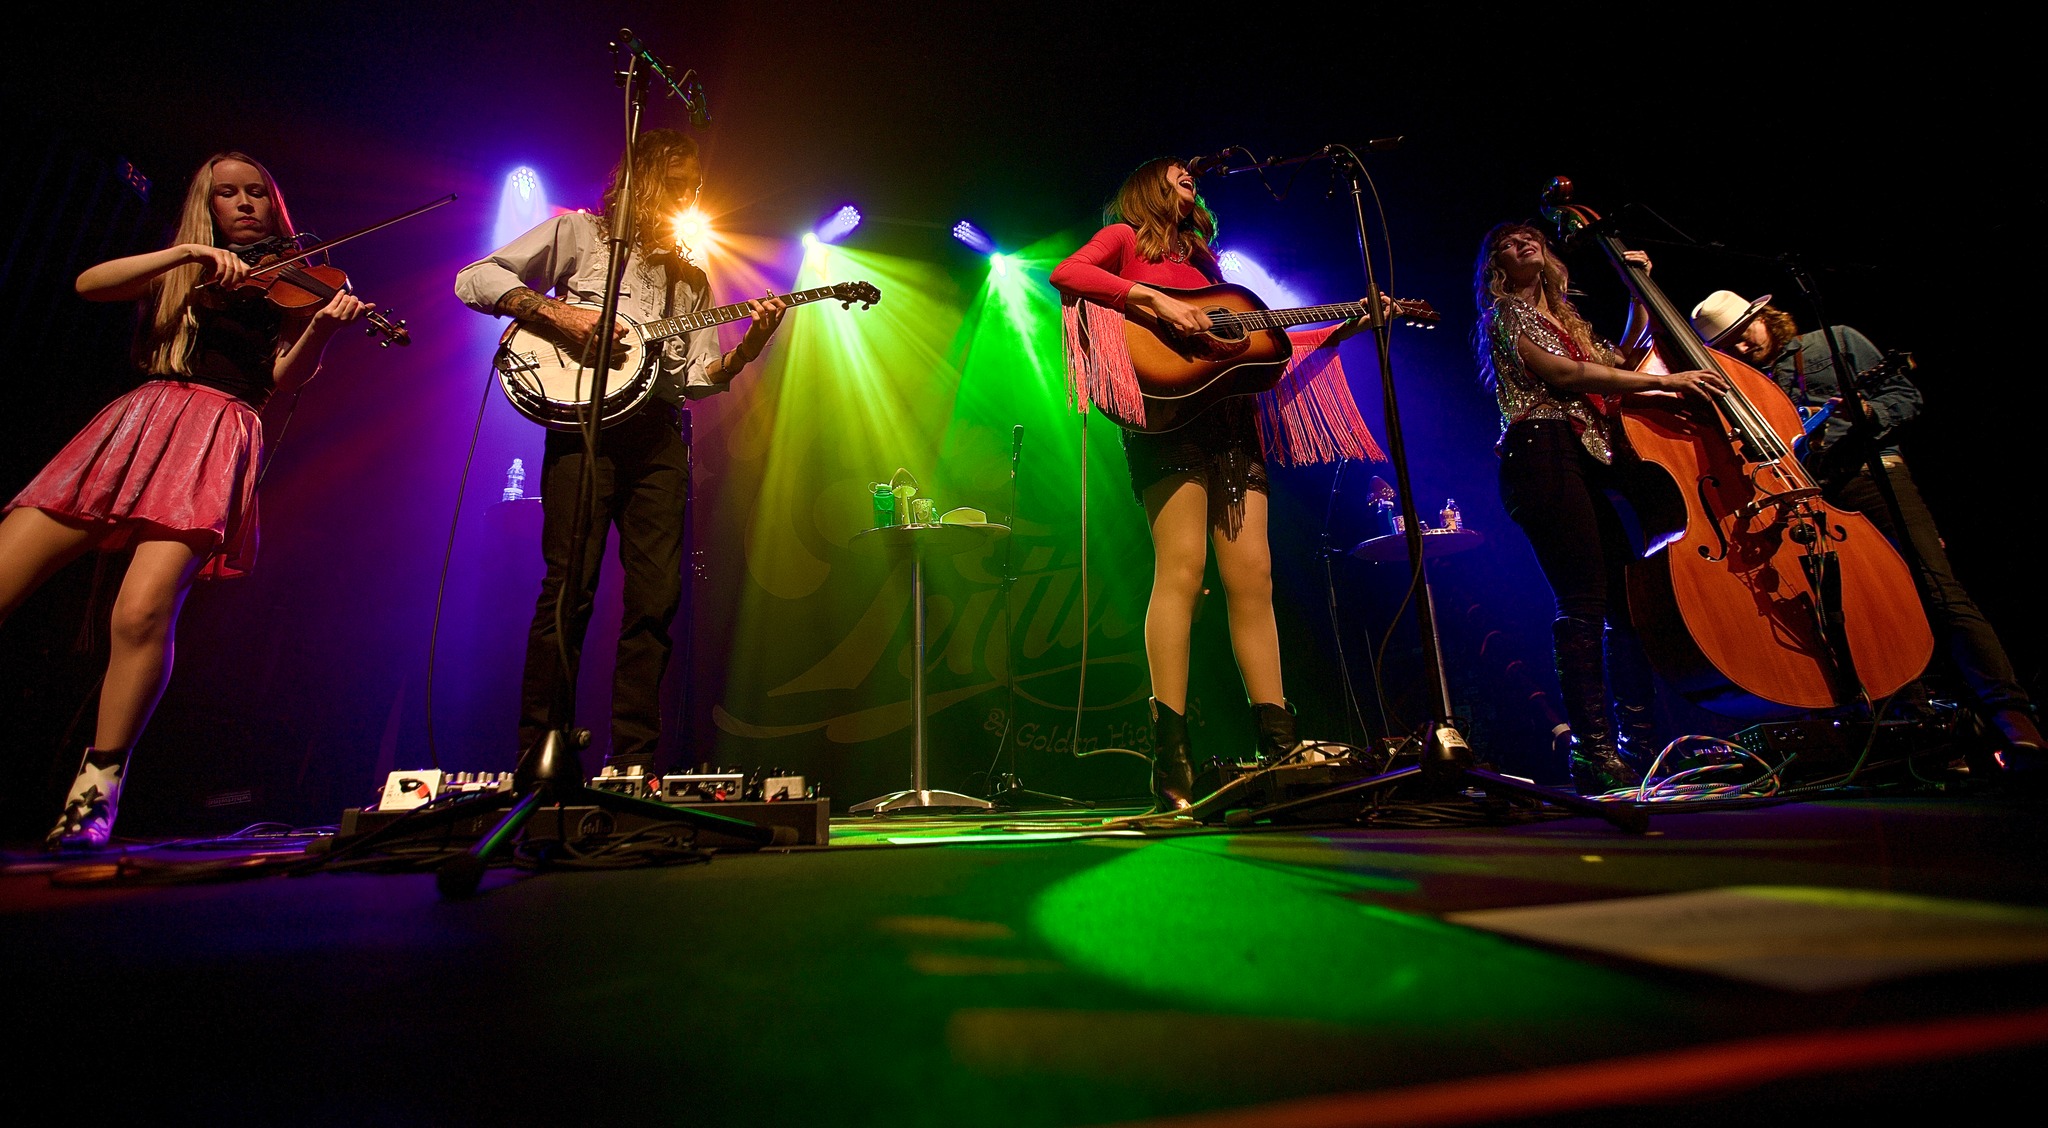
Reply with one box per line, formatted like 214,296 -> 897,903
1689,290 -> 1772,346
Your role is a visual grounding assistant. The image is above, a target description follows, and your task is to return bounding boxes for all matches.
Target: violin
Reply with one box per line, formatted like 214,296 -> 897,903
196,193 -> 457,348
207,234 -> 411,347
1539,177 -> 1931,716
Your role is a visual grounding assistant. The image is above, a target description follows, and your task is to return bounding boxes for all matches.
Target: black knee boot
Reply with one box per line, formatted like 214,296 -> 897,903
1252,700 -> 1298,763
1149,698 -> 1194,812
1554,616 -> 1638,794
1606,625 -> 1660,769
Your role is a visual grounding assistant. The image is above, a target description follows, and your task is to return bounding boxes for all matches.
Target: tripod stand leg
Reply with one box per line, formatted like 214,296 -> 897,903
1224,764 -> 1424,827
1462,767 -> 1648,833
315,789 -> 517,868
437,787 -> 551,898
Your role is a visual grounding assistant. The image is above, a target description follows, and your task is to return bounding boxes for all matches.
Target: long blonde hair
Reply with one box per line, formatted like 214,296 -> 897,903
1106,157 -> 1217,268
1472,222 -> 1615,388
141,152 -> 297,376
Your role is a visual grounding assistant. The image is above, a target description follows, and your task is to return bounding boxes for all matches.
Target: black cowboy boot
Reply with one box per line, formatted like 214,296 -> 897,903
1252,700 -> 1299,763
46,747 -> 132,851
1149,698 -> 1194,812
1606,625 -> 1661,771
1554,617 -> 1638,795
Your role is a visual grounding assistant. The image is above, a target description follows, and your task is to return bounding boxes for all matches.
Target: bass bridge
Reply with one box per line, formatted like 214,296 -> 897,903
1736,484 -> 1821,523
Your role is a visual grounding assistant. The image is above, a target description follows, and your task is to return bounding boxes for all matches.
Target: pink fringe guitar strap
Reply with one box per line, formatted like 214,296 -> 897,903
1256,326 -> 1386,466
1061,298 -> 1146,427
1061,301 -> 1385,466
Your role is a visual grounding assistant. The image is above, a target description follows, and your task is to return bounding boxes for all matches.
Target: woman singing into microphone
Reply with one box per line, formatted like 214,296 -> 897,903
0,151 -> 368,848
1051,157 -> 1374,810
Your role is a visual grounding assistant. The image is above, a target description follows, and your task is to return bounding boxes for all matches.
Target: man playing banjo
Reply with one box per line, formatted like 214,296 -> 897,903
455,129 -> 786,778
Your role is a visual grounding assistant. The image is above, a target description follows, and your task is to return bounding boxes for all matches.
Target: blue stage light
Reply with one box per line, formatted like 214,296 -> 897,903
952,220 -> 994,255
815,205 -> 861,243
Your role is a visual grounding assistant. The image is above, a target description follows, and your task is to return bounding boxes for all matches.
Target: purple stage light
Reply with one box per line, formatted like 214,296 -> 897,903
494,167 -> 548,250
1217,247 -> 1306,310
815,205 -> 861,243
952,220 -> 994,254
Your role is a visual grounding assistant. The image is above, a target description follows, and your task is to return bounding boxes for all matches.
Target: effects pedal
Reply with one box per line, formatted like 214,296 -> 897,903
658,767 -> 814,803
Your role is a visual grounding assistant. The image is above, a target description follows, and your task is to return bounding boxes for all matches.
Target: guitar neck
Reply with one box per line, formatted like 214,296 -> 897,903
1225,301 -> 1370,332
640,286 -> 842,342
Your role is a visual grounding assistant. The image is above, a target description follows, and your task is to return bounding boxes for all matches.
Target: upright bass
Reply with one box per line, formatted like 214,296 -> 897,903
1542,179 -> 1931,716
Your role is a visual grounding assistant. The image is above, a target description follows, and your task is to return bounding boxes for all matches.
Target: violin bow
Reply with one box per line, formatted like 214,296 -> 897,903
241,193 -> 458,280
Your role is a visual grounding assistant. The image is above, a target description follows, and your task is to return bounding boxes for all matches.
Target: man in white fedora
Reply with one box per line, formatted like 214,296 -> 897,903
1689,290 -> 2043,771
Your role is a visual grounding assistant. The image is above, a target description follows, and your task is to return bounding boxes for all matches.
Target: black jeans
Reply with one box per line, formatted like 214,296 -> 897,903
1498,419 -> 1637,625
1828,456 -> 2031,714
518,406 -> 689,770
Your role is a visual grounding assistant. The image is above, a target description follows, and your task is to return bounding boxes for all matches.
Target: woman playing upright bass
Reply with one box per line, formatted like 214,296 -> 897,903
1472,222 -> 1725,793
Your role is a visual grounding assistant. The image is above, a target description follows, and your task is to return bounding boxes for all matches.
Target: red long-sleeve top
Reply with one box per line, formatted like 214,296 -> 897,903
1048,223 -> 1213,311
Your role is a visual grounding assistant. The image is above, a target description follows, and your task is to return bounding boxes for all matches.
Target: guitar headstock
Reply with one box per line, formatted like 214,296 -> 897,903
833,280 -> 881,309
1388,297 -> 1439,328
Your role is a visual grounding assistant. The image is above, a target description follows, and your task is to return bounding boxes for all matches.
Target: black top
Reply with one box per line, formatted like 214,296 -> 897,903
156,293 -> 285,408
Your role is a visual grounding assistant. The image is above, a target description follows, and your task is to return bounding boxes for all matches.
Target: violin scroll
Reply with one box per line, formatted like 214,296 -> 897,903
366,311 -> 410,347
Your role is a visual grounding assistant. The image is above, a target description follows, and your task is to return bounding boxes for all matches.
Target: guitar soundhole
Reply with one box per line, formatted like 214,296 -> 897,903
1204,310 -> 1246,343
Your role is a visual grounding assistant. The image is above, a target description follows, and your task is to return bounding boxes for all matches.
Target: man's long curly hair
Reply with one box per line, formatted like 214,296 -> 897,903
600,129 -> 699,247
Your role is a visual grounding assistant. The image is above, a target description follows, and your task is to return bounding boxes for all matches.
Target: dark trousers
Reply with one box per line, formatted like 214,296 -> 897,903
1498,420 -> 1637,625
518,406 -> 689,770
1828,456 -> 2031,714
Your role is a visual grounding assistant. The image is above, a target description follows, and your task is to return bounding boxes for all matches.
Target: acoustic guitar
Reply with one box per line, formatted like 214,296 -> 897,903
1121,283 -> 1438,433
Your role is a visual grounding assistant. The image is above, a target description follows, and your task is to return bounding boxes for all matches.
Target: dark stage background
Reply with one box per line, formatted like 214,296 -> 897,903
0,3 -> 2032,835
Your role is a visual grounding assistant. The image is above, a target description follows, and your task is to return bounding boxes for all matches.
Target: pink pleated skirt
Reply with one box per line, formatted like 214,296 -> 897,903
7,380 -> 263,579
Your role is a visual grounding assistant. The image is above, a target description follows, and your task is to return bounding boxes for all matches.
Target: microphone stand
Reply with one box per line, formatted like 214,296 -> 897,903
987,427 -> 1090,810
1211,145 -> 1644,834
341,35 -> 783,897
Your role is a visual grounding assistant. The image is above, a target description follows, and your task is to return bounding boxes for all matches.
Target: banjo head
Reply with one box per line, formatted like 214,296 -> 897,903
496,309 -> 660,430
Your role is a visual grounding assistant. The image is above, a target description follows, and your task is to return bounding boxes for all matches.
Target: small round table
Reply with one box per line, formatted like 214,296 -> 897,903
847,522 -> 1009,814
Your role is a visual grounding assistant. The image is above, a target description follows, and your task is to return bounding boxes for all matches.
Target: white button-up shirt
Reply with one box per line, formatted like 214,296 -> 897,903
454,211 -> 726,404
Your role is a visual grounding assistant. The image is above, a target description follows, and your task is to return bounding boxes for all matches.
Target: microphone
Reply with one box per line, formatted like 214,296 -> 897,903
1185,149 -> 1240,178
1012,424 -> 1024,464
617,30 -> 709,125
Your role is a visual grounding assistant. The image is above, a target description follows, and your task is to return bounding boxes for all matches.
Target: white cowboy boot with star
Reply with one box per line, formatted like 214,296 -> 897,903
46,748 -> 132,851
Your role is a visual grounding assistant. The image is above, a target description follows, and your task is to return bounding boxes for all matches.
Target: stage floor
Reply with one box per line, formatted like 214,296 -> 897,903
5,795 -> 2047,1126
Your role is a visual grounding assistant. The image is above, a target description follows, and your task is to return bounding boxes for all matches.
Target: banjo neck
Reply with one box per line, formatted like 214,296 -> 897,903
636,286 -> 849,343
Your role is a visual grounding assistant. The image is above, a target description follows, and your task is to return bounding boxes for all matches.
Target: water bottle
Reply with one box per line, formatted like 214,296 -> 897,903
1440,498 -> 1461,532
502,458 -> 526,503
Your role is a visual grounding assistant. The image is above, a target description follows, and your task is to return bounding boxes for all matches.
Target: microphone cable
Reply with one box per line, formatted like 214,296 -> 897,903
421,359 -> 500,772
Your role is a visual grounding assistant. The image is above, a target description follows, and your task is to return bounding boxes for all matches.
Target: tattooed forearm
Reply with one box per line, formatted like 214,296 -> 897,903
497,287 -> 555,322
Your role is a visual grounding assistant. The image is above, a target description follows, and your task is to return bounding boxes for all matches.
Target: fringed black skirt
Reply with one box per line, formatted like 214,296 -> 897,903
1122,398 -> 1269,532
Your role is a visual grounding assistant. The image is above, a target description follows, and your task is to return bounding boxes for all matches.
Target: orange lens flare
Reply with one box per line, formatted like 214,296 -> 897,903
671,207 -> 714,253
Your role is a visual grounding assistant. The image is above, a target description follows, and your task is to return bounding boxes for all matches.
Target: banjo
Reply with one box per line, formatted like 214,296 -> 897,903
496,279 -> 881,429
